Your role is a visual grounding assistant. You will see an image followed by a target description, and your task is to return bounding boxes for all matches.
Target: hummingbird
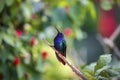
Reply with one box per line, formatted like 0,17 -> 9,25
54,28 -> 66,65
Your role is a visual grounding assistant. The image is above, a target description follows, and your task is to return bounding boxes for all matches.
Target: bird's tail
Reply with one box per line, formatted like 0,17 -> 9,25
55,52 -> 66,65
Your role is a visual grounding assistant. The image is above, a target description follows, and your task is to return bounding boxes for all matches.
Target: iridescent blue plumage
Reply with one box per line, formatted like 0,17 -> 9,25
54,29 -> 66,65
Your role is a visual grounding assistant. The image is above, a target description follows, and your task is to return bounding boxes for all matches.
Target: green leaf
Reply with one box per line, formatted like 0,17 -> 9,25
0,0 -> 5,12
21,4 -> 31,22
52,8 -> 71,27
94,54 -> 112,73
87,1 -> 96,20
3,35 -> 14,46
0,32 -> 4,45
31,73 -> 41,80
85,62 -> 96,71
96,68 -> 120,78
100,0 -> 112,11
6,0 -> 14,6
17,64 -> 24,78
84,70 -> 96,80
95,68 -> 120,80
97,76 -> 108,80
102,69 -> 119,77
74,28 -> 83,40
3,65 -> 11,80
35,55 -> 43,72
95,66 -> 111,76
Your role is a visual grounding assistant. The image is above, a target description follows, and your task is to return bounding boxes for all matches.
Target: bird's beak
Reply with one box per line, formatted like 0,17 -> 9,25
55,26 -> 60,33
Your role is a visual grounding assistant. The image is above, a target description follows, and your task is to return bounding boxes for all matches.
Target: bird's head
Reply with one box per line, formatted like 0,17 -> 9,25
57,32 -> 64,38
55,27 -> 64,38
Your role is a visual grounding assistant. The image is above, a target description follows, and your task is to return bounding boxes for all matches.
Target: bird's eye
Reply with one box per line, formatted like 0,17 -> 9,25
60,33 -> 63,36
58,33 -> 63,37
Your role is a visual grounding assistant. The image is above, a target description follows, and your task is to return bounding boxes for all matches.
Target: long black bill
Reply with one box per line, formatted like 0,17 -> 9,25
55,26 -> 60,32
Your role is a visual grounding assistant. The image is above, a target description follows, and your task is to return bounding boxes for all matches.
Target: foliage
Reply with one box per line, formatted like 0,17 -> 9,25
83,54 -> 120,80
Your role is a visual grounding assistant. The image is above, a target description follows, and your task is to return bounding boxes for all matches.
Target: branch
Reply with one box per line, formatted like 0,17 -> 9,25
43,39 -> 88,80
107,26 -> 120,59
110,25 -> 120,41
100,25 -> 120,59
111,26 -> 120,59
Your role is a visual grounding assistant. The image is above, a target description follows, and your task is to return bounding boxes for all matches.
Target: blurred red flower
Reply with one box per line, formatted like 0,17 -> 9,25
30,36 -> 37,46
42,51 -> 48,60
14,56 -> 20,66
98,8 -> 116,38
15,29 -> 22,37
64,27 -> 72,36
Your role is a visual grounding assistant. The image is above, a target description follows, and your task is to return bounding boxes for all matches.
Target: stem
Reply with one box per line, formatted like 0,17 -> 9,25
43,39 -> 88,80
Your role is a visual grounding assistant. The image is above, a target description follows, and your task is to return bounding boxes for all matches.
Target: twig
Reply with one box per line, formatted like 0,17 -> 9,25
108,26 -> 120,59
100,25 -> 120,59
110,25 -> 120,41
43,39 -> 88,80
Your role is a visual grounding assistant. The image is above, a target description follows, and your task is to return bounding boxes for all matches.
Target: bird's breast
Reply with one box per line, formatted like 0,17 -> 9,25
54,40 -> 63,51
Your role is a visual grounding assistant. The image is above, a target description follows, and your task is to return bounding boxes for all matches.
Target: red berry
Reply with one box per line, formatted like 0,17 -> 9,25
64,27 -> 72,36
42,51 -> 48,60
15,29 -> 22,37
30,36 -> 37,46
14,56 -> 20,66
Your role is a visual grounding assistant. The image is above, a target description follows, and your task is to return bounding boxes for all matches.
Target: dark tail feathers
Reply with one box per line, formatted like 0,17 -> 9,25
55,52 -> 66,65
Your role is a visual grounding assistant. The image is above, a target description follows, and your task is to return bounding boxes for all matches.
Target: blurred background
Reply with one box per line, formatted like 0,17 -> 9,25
0,0 -> 120,80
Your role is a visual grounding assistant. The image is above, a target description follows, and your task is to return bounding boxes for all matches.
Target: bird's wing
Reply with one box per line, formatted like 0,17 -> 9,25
54,40 -> 66,65
62,40 -> 66,57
